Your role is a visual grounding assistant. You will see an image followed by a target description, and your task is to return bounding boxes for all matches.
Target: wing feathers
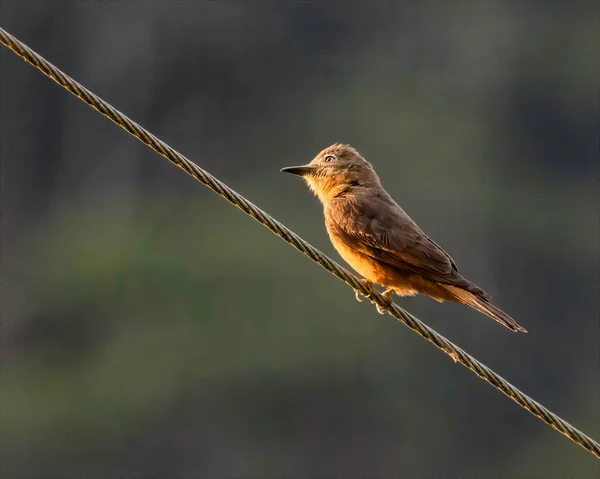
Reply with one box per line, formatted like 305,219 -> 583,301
328,191 -> 484,295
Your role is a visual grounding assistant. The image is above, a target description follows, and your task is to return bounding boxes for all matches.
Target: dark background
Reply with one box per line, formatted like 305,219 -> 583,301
1,1 -> 598,477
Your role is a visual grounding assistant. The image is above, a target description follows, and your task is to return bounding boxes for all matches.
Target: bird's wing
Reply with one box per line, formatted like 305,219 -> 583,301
330,192 -> 460,282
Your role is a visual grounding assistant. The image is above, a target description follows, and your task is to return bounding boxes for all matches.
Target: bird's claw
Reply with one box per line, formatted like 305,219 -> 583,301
354,281 -> 394,315
374,288 -> 394,314
354,278 -> 373,303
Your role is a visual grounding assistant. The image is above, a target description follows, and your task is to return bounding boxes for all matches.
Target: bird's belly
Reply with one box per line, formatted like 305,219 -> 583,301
329,235 -> 416,295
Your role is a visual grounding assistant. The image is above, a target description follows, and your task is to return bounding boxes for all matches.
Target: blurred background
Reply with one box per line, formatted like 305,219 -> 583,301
1,1 -> 598,477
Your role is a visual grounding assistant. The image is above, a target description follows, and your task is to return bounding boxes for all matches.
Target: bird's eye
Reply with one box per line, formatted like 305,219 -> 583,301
324,155 -> 336,162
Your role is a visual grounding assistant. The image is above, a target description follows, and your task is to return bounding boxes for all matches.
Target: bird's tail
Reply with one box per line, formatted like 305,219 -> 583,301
443,285 -> 527,333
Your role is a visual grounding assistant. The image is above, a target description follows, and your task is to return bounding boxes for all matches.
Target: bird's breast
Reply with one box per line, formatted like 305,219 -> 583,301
326,228 -> 392,285
325,220 -> 418,297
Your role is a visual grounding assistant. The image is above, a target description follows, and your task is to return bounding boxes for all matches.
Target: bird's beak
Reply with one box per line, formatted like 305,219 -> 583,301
280,165 -> 315,177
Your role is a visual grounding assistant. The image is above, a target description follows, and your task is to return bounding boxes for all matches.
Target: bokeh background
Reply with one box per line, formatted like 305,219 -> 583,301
1,1 -> 598,477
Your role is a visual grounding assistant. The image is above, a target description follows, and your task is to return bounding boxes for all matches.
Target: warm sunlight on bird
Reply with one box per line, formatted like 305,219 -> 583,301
281,143 -> 527,333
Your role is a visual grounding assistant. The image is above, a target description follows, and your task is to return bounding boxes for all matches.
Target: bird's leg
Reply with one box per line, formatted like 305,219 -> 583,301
355,280 -> 394,315
382,288 -> 394,305
355,278 -> 373,302
373,287 -> 394,314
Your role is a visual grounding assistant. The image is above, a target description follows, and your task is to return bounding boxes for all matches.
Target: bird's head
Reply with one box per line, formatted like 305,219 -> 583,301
281,144 -> 381,203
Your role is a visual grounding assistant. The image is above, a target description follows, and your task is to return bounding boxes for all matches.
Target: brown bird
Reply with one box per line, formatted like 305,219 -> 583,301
281,143 -> 527,333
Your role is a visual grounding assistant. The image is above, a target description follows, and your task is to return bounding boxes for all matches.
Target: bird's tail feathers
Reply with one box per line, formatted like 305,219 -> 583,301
443,285 -> 527,333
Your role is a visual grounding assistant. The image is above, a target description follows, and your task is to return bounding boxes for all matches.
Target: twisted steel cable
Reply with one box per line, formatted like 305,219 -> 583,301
1,26 -> 598,459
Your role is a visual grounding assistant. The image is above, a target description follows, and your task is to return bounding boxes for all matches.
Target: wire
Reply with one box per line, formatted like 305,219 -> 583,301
1,26 -> 598,460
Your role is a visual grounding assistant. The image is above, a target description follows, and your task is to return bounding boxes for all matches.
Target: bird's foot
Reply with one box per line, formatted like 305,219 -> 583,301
354,281 -> 394,315
354,278 -> 373,303
374,288 -> 394,314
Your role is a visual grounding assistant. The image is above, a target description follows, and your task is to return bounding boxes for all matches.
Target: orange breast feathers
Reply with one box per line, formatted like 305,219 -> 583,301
327,229 -> 418,297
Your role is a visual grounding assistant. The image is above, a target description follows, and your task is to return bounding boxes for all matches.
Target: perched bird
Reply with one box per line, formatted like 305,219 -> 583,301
281,143 -> 527,333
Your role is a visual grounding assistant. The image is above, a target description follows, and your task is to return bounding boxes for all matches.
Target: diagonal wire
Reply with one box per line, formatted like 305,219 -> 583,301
1,26 -> 598,460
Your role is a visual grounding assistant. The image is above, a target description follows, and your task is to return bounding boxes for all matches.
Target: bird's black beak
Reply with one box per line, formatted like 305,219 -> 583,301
280,165 -> 315,177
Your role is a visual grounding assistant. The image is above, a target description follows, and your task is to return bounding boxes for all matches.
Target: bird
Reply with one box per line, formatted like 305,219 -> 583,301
280,143 -> 527,333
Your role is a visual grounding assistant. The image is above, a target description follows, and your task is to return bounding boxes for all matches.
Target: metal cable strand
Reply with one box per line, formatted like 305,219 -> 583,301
1,27 -> 598,459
